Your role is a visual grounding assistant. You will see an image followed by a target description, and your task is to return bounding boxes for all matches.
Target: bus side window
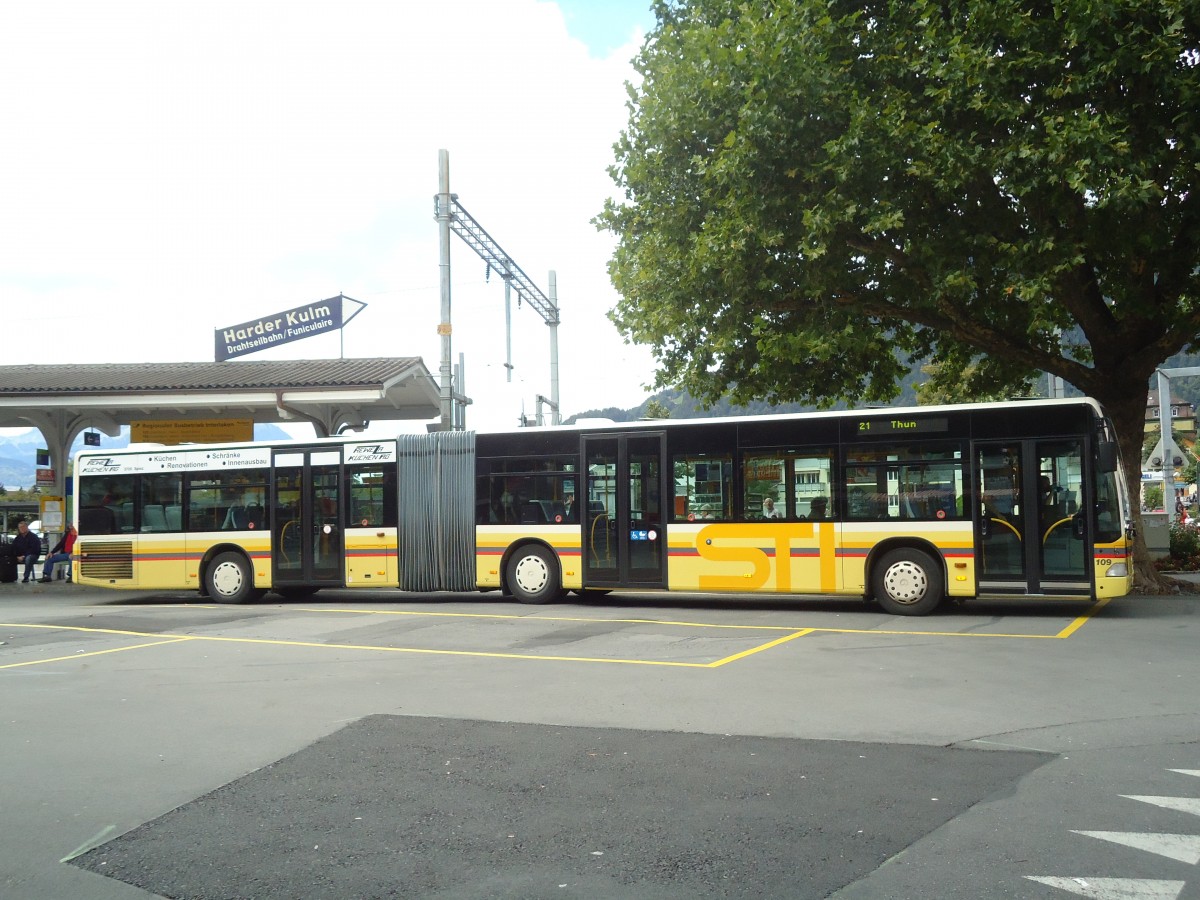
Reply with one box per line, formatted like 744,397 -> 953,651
79,506 -> 117,535
141,474 -> 183,532
674,456 -> 732,520
743,455 -> 786,519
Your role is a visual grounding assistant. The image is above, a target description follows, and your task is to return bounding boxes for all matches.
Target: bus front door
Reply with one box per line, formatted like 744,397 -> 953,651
272,449 -> 344,587
582,434 -> 667,590
976,440 -> 1090,597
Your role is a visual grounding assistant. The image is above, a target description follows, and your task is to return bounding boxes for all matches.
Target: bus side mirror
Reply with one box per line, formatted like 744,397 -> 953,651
1096,441 -> 1117,473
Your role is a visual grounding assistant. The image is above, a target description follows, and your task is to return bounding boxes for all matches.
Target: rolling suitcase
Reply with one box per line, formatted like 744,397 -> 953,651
0,542 -> 17,584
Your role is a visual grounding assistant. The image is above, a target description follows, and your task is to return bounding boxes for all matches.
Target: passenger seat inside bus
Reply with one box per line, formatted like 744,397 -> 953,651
142,505 -> 168,531
245,503 -> 265,529
80,506 -> 116,535
519,501 -> 545,524
114,501 -> 135,532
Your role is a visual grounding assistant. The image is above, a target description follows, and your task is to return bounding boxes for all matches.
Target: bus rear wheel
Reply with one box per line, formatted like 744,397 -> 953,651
507,545 -> 563,604
872,548 -> 944,616
206,551 -> 258,604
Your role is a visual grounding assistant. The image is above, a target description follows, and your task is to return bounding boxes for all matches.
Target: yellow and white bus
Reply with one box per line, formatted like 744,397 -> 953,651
72,398 -> 1132,615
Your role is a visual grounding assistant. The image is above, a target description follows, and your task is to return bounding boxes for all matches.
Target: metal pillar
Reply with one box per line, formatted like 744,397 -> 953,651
440,182 -> 562,423
504,280 -> 513,382
454,352 -> 468,431
1149,365 -> 1200,510
436,150 -> 454,431
1158,369 -> 1175,512
548,271 -> 560,425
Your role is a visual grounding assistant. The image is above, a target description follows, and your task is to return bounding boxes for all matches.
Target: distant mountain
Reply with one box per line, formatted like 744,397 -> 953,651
567,349 -> 1200,426
565,382 -> 920,425
0,424 -> 293,490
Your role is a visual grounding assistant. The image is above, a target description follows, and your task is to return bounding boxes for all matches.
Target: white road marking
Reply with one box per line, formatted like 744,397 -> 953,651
1167,769 -> 1200,778
60,825 -> 116,862
1072,831 -> 1200,864
1121,796 -> 1200,818
1024,876 -> 1184,899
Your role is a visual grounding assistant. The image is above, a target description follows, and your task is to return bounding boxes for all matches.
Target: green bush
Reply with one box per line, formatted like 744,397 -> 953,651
1157,523 -> 1200,571
1170,523 -> 1200,557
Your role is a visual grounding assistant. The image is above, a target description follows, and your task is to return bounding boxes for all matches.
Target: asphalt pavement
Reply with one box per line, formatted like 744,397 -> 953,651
1,582 -> 1197,899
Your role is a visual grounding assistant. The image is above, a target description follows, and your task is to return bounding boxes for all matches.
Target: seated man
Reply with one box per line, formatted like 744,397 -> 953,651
13,521 -> 42,584
39,525 -> 77,583
808,496 -> 829,520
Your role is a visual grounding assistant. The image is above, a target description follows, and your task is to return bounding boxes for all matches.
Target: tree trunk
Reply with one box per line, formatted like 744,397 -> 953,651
1102,389 -> 1174,593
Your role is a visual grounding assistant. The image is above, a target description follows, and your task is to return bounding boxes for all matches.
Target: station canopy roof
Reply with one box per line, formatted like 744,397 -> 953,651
0,357 -> 441,437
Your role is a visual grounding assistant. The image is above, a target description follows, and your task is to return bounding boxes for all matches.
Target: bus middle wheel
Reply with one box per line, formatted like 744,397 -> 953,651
872,548 -> 944,616
507,545 -> 563,605
206,551 -> 258,604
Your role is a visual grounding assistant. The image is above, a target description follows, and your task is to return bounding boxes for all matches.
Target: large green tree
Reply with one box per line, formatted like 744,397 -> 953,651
599,0 -> 1199,585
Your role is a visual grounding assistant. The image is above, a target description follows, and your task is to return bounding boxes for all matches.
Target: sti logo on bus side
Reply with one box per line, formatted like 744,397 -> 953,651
347,445 -> 394,463
81,458 -> 124,472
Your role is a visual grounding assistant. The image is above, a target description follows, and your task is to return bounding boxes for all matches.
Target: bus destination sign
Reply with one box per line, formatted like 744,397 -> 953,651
853,416 -> 949,436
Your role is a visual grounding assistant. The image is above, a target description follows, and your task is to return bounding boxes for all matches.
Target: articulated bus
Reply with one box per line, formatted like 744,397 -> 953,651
71,398 -> 1132,615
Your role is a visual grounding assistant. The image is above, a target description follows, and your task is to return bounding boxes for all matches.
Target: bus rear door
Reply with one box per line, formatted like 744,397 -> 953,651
975,440 -> 1090,598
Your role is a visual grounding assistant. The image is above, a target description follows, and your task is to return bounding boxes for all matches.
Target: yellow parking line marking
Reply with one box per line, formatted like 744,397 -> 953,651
294,607 -> 803,632
0,638 -> 192,670
300,607 -> 1093,639
1,597 -> 1107,672
707,629 -> 814,667
803,626 -> 1061,638
1,622 -> 190,638
88,601 -> 1110,641
187,634 -> 716,667
1054,596 -> 1110,638
0,623 -> 715,668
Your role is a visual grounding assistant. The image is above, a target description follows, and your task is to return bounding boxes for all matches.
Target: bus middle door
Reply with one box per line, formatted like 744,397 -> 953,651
272,449 -> 344,588
582,433 -> 667,590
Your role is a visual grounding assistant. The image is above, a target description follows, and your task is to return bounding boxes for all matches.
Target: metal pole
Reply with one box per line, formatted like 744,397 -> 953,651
455,352 -> 467,431
504,280 -> 513,383
1046,370 -> 1064,398
548,270 -> 560,426
1158,369 -> 1173,513
436,150 -> 454,431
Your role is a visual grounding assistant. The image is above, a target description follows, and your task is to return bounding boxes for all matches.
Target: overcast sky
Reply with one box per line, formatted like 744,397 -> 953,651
1,0 -> 660,436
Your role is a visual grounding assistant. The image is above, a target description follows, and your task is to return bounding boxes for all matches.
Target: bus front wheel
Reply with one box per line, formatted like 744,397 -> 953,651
206,551 -> 258,604
872,548 -> 944,616
507,545 -> 563,605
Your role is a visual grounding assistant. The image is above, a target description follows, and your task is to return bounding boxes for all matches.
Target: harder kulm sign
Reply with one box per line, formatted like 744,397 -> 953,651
214,295 -> 365,362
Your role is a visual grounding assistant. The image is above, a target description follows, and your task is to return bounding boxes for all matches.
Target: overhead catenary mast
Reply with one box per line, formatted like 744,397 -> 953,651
434,149 -> 561,429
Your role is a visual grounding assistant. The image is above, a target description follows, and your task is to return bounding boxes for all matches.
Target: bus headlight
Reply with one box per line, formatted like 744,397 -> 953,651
1106,563 -> 1128,577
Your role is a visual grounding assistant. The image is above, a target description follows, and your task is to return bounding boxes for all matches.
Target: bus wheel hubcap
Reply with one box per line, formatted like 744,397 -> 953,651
213,562 -> 243,596
883,561 -> 926,605
514,555 -> 548,594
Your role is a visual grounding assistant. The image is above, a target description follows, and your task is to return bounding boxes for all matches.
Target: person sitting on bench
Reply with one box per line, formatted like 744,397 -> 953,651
39,525 -> 77,583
